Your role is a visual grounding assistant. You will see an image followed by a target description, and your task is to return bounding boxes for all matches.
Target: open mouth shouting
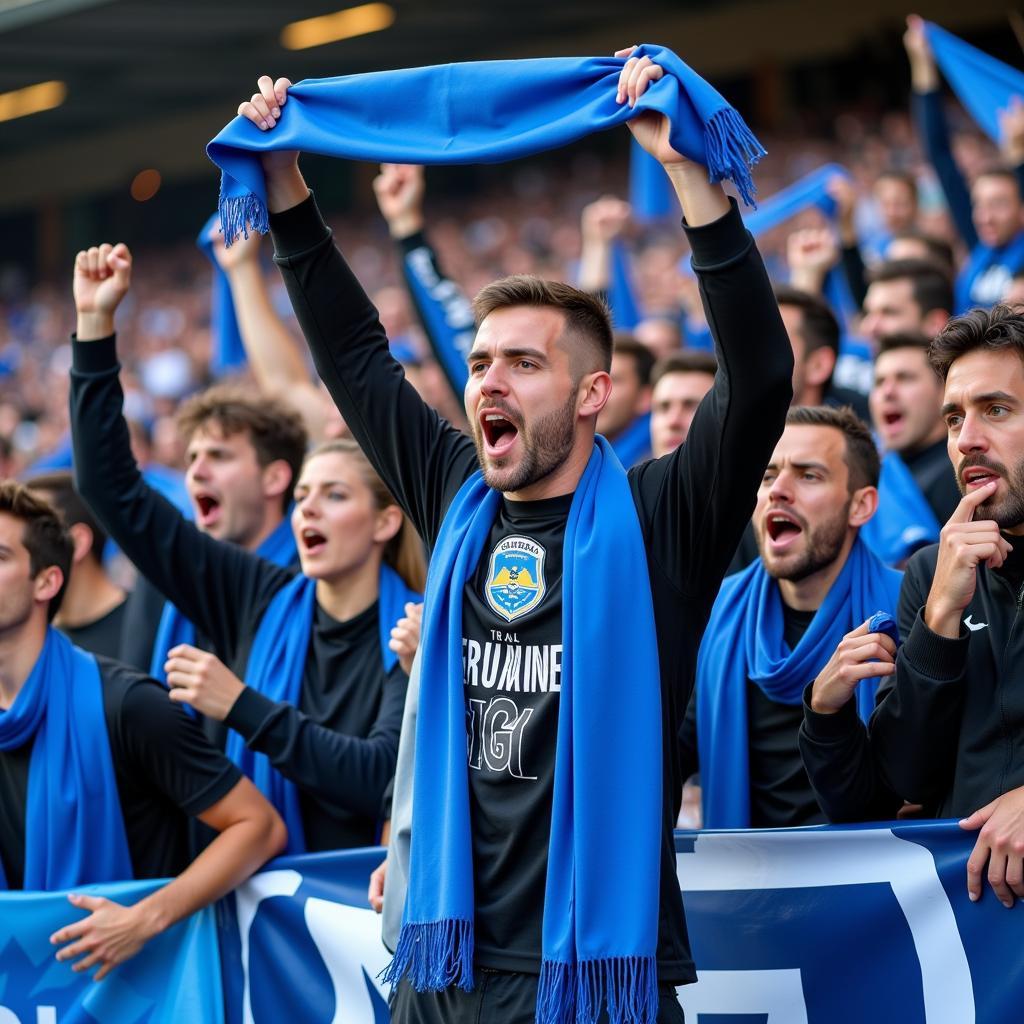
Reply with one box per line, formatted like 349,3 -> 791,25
763,508 -> 805,553
478,406 -> 521,460
194,491 -> 222,529
880,408 -> 905,435
300,526 -> 328,556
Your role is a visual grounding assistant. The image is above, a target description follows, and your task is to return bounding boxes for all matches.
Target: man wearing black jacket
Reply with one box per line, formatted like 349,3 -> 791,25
801,304 -> 1024,908
236,52 -> 792,1023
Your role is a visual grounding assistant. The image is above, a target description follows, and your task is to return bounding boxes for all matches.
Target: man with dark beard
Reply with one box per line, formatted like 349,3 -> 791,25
800,304 -> 1024,909
234,51 -> 792,1024
681,406 -> 902,829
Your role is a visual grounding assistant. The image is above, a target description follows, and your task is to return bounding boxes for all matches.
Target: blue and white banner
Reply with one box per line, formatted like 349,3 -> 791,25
0,879 -> 222,1024
2,823 -> 1021,1022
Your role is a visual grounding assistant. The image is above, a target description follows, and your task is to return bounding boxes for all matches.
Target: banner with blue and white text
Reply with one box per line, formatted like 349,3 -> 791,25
2,823 -> 1020,1022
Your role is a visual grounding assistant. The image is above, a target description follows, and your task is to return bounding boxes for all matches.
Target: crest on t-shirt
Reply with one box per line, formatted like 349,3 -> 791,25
485,535 -> 546,622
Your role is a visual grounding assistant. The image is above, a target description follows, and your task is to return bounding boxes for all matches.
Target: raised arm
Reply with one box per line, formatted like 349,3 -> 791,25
209,226 -> 332,441
620,49 -> 793,598
236,77 -> 477,545
905,15 -> 977,249
373,162 -> 475,405
70,244 -> 285,662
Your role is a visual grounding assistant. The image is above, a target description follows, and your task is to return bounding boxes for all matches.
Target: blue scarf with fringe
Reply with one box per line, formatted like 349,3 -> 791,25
924,21 -> 1024,146
383,438 -> 663,1024
861,452 -> 941,566
696,537 -> 902,828
0,629 -> 132,890
207,45 -> 764,244
197,213 -> 247,376
149,515 -> 297,683
228,564 -> 420,855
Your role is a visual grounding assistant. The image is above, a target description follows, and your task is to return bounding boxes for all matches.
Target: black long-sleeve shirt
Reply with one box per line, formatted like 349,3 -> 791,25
69,343 -> 408,850
800,538 -> 1024,822
270,192 -> 792,981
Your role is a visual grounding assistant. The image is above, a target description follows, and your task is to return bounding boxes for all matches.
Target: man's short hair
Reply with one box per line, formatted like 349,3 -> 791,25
785,405 -> 880,490
175,385 -> 308,510
26,470 -> 107,565
876,169 -> 919,201
650,350 -> 718,389
867,258 -> 954,317
888,230 -> 955,272
876,331 -> 934,358
0,480 -> 73,620
929,304 -> 1024,381
975,165 -> 1022,193
472,275 -> 614,374
774,285 -> 841,364
612,334 -> 656,388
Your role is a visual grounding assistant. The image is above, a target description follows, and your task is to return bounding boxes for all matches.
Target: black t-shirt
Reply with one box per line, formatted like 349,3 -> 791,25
69,350 -> 410,853
463,493 -> 569,969
60,599 -> 128,660
746,604 -> 825,828
903,438 -> 960,526
0,655 -> 241,890
263,194 -> 793,982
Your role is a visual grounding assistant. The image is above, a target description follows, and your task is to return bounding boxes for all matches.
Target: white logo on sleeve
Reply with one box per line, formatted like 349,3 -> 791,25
963,615 -> 988,633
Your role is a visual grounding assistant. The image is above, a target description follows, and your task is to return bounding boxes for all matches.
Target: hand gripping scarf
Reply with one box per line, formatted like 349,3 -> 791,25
382,438 -> 663,1024
226,564 -> 421,855
0,629 -> 132,890
696,536 -> 903,829
207,45 -> 764,244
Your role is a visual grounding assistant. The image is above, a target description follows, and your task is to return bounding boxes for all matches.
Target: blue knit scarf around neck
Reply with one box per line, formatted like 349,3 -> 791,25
0,629 -> 132,890
382,437 -> 663,1024
207,45 -> 764,245
696,537 -> 902,829
227,563 -> 420,854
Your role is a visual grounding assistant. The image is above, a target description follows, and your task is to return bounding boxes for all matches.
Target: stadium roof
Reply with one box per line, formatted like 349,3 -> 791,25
0,0 -> 1010,213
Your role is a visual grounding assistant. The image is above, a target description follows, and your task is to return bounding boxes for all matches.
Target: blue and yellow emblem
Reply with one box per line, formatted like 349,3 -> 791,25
485,535 -> 547,622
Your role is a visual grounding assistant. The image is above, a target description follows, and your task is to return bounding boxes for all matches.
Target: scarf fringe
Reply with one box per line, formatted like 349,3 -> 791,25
380,919 -> 474,993
536,955 -> 658,1024
703,106 -> 767,209
218,192 -> 269,248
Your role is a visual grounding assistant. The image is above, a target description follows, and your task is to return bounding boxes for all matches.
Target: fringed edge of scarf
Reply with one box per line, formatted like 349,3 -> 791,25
218,191 -> 270,248
536,955 -> 658,1024
379,919 -> 474,993
703,107 -> 767,209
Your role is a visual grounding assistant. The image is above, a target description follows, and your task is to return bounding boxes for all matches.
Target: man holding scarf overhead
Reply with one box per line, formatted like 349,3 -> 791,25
687,406 -> 903,829
230,48 -> 792,1024
0,481 -> 284,978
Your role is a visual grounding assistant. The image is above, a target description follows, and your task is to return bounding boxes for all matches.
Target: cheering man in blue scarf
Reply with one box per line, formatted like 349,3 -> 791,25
690,406 -> 903,829
0,481 -> 284,977
230,46 -> 792,1024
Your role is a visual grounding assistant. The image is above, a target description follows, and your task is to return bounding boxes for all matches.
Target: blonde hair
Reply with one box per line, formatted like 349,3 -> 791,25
304,439 -> 426,593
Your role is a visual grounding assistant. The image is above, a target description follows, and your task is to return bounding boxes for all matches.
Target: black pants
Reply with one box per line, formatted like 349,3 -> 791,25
390,970 -> 685,1023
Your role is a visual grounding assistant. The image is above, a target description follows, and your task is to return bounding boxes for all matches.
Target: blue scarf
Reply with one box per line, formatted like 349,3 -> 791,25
742,162 -> 848,236
861,452 -> 942,566
955,230 -> 1024,314
0,629 -> 132,890
696,537 -> 902,829
611,412 -> 652,467
150,515 -> 297,683
197,213 -> 247,376
924,21 -> 1024,147
208,45 -> 764,244
227,564 -> 420,855
383,437 -> 662,1024
629,136 -> 677,223
607,240 -> 643,331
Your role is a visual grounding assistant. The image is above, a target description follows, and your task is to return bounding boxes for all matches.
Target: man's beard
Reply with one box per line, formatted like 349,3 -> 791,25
958,453 -> 1024,530
760,500 -> 851,583
472,391 -> 577,493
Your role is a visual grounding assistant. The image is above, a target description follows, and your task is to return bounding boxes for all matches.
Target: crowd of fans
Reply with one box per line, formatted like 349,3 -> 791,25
4,21 -> 1024,1013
